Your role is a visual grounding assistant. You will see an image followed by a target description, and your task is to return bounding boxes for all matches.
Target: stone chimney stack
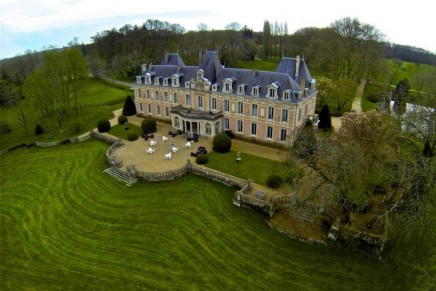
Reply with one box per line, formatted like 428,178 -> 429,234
295,55 -> 300,78
141,64 -> 147,74
252,69 -> 258,77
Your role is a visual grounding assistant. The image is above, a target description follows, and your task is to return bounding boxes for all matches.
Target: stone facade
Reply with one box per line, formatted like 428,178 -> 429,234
133,52 -> 317,145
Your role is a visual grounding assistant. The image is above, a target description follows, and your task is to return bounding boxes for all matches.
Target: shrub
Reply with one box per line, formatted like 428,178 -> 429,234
267,174 -> 282,189
141,116 -> 157,134
224,129 -> 235,139
318,104 -> 332,131
196,154 -> 208,164
118,115 -> 128,125
122,95 -> 137,116
35,124 -> 44,135
0,121 -> 12,135
97,119 -> 111,133
127,132 -> 139,141
212,133 -> 232,153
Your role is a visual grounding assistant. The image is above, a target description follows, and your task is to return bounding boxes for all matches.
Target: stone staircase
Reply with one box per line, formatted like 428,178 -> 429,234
288,202 -> 318,224
104,167 -> 138,186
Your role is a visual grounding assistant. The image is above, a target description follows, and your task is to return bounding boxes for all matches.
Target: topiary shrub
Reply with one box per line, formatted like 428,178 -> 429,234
118,115 -> 128,125
122,95 -> 137,116
196,154 -> 208,164
318,104 -> 332,131
212,133 -> 232,153
267,174 -> 282,189
127,132 -> 139,141
35,124 -> 44,135
97,119 -> 111,133
141,116 -> 157,134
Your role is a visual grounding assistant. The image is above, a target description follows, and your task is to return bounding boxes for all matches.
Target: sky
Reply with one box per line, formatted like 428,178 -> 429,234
1,0 -> 436,60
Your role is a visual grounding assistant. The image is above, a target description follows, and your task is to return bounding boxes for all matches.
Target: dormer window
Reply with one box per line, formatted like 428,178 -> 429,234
267,82 -> 279,99
172,73 -> 183,87
283,90 -> 291,100
223,78 -> 235,93
237,84 -> 246,95
251,86 -> 260,97
197,69 -> 204,79
163,78 -> 169,86
145,72 -> 154,85
154,77 -> 161,86
185,81 -> 190,89
136,76 -> 141,84
212,84 -> 219,92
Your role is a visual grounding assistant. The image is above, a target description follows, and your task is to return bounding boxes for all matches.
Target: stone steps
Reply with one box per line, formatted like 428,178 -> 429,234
104,167 -> 138,186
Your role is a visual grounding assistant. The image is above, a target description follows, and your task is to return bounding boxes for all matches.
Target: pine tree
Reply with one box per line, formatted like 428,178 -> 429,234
122,95 -> 137,116
318,104 -> 332,131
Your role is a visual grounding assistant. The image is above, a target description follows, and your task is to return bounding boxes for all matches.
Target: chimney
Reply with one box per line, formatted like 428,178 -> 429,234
295,55 -> 300,78
252,69 -> 258,77
141,64 -> 147,74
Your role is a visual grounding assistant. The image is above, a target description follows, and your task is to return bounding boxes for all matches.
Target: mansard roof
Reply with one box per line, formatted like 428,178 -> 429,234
160,53 -> 185,66
139,51 -> 315,103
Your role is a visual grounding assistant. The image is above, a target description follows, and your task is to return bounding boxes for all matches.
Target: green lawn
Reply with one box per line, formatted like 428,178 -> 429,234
206,150 -> 294,186
109,123 -> 143,140
0,78 -> 129,150
0,139 -> 434,290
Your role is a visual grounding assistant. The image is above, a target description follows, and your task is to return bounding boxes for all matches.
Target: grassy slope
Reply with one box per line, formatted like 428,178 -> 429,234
0,140 -> 433,290
0,78 -> 130,150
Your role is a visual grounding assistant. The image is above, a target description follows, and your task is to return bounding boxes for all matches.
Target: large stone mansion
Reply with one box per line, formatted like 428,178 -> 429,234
133,51 -> 317,145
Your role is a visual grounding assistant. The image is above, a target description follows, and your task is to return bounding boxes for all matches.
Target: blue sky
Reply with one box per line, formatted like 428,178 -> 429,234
1,0 -> 435,60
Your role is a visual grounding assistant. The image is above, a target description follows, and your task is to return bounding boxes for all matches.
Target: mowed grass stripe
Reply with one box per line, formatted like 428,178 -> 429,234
0,139 -> 426,290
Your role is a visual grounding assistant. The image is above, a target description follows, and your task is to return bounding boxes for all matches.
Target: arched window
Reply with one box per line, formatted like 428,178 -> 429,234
215,121 -> 220,134
174,117 -> 180,128
205,123 -> 211,135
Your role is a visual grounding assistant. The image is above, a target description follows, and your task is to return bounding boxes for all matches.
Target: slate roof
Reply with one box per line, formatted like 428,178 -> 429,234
138,51 -> 316,103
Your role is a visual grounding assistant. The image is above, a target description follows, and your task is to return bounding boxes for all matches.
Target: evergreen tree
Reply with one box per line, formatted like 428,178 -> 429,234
318,104 -> 332,131
293,120 -> 317,162
122,95 -> 137,116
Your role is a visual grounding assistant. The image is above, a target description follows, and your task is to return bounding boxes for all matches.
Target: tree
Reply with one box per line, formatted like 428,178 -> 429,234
141,116 -> 157,134
318,105 -> 332,131
212,133 -> 232,153
225,22 -> 241,31
263,20 -> 272,60
64,47 -> 88,117
122,95 -> 137,116
393,78 -> 410,115
292,120 -> 317,163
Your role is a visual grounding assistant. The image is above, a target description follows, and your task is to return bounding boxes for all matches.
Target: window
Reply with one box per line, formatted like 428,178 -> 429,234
224,100 -> 230,112
205,123 -> 211,135
225,82 -> 230,92
155,90 -> 159,100
136,76 -> 141,84
283,90 -> 290,100
186,94 -> 191,106
269,88 -> 276,98
198,96 -> 203,110
139,103 -> 143,112
280,129 -> 287,141
237,120 -> 243,133
146,75 -> 152,84
163,78 -> 168,86
173,92 -> 178,103
174,117 -> 180,128
251,123 -> 257,135
164,91 -> 169,102
146,89 -> 150,99
172,76 -> 179,87
197,69 -> 204,79
267,83 -> 279,99
185,81 -> 190,89
157,105 -> 160,115
251,104 -> 257,117
238,84 -> 245,95
252,86 -> 259,96
268,107 -> 274,120
165,107 -> 169,117
154,78 -> 160,85
212,84 -> 219,92
224,118 -> 230,130
237,101 -> 243,114
147,104 -> 151,114
211,98 -> 217,110
281,109 -> 288,122
266,126 -> 273,139
215,122 -> 220,134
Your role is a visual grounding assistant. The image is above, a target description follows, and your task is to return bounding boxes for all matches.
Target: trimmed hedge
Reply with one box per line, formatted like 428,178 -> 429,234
118,115 -> 128,125
196,154 -> 208,164
267,174 -> 282,189
212,133 -> 232,153
141,116 -> 157,134
122,95 -> 137,116
97,119 -> 111,133
127,132 -> 139,141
